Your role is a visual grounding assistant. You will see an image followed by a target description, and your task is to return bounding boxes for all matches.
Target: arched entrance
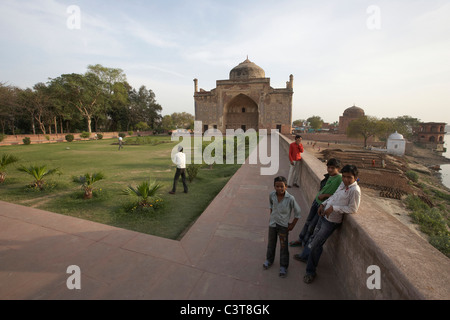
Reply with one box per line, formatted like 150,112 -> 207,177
224,94 -> 258,132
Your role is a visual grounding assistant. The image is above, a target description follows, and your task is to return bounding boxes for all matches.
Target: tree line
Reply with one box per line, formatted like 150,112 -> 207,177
294,115 -> 421,147
0,64 -> 194,136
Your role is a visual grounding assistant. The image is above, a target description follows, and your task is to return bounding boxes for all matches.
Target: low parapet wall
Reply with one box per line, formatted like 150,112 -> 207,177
280,134 -> 450,300
0,131 -> 155,146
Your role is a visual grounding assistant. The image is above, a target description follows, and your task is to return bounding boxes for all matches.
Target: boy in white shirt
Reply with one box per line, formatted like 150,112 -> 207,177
300,164 -> 361,284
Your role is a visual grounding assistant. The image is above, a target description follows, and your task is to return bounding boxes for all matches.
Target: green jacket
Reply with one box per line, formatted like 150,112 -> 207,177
315,174 -> 342,205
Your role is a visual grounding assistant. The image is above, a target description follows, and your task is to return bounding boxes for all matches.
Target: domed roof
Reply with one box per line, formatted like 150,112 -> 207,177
343,105 -> 365,118
389,131 -> 405,140
230,58 -> 265,80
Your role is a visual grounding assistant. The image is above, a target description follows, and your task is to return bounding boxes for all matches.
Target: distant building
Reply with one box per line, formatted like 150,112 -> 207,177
414,122 -> 447,151
193,58 -> 294,135
338,105 -> 365,134
387,132 -> 406,156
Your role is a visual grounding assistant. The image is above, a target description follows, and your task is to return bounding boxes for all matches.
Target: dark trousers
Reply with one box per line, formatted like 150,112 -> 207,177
266,224 -> 289,269
298,200 -> 320,246
172,168 -> 188,193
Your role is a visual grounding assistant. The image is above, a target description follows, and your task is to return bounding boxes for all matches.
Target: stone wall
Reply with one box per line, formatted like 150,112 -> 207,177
0,131 -> 154,146
280,134 -> 450,300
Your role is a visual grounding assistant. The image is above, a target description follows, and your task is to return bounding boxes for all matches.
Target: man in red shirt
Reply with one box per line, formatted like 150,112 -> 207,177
287,135 -> 304,188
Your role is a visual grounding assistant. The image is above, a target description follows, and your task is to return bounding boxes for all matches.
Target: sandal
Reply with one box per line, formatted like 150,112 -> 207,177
289,240 -> 302,247
303,273 -> 316,284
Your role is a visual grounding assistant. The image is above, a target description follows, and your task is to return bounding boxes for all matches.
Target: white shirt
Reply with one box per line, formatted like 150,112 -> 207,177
321,181 -> 361,224
174,152 -> 186,169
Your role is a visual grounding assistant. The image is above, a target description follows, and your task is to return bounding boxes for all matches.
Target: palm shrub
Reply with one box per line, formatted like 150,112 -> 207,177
73,172 -> 105,199
123,179 -> 163,209
0,154 -> 20,183
18,165 -> 62,190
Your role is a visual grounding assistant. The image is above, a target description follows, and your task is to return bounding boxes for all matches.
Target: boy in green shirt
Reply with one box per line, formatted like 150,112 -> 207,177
290,158 -> 342,249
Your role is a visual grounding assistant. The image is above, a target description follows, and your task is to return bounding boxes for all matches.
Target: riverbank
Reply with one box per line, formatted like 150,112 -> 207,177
302,138 -> 450,256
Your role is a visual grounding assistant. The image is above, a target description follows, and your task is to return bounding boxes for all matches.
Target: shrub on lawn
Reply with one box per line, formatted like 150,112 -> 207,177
0,153 -> 20,183
122,179 -> 163,211
80,131 -> 91,139
187,164 -> 200,182
18,165 -> 62,191
65,134 -> 74,142
72,172 -> 105,200
23,137 -> 31,145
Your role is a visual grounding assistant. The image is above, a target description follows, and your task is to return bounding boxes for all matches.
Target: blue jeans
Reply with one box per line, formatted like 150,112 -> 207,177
297,200 -> 320,246
299,216 -> 340,275
266,224 -> 289,269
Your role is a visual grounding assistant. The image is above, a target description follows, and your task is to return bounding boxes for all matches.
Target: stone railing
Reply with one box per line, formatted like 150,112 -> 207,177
280,134 -> 450,300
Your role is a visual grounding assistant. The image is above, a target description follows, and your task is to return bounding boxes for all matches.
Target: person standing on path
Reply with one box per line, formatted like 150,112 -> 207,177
263,176 -> 301,278
287,135 -> 304,188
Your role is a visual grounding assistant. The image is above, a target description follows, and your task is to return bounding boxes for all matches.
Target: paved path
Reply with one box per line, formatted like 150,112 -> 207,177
0,135 -> 345,300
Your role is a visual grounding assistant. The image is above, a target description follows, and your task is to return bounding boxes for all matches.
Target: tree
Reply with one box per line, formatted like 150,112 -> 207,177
0,83 -> 19,135
293,119 -> 306,127
160,115 -> 175,132
171,112 -> 194,129
128,86 -> 162,131
347,116 -> 383,147
307,116 -> 324,130
86,64 -> 129,132
49,73 -> 103,133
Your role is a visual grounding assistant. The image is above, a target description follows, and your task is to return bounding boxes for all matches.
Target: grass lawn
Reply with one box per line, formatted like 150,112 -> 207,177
0,136 -> 247,240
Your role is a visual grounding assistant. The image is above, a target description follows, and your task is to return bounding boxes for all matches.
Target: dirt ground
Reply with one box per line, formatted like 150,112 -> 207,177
302,139 -> 450,241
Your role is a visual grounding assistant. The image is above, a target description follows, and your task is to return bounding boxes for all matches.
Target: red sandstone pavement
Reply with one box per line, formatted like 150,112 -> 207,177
0,136 -> 345,300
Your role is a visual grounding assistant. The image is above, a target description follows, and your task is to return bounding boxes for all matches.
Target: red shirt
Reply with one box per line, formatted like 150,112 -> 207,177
289,142 -> 304,162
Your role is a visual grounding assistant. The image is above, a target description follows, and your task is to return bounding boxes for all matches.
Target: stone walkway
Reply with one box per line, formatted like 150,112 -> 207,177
0,135 -> 346,300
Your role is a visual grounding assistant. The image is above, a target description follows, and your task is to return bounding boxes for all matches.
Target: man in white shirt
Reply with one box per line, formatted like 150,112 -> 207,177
299,164 -> 361,284
169,146 -> 188,194
118,136 -> 123,150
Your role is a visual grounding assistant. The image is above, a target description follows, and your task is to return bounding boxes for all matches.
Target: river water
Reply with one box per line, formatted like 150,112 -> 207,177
440,134 -> 450,189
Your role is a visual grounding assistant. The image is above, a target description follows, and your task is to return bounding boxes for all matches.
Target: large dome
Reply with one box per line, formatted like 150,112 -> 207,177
343,106 -> 365,118
229,58 -> 265,80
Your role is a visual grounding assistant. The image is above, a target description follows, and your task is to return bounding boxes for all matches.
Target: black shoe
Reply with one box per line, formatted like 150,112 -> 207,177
169,191 -> 175,195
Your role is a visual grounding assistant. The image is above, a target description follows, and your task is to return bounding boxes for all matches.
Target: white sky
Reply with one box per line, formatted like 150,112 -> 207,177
1,0 -> 449,125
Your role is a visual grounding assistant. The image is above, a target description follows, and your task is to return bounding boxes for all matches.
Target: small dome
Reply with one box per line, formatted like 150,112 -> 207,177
343,106 -> 365,118
389,131 -> 405,140
230,58 -> 265,80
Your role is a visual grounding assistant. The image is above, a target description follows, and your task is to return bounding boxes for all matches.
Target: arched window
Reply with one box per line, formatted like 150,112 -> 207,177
242,108 -> 246,113
429,136 -> 436,142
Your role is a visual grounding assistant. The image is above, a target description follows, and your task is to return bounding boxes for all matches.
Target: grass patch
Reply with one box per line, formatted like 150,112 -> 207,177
0,135 -> 255,240
404,195 -> 450,257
